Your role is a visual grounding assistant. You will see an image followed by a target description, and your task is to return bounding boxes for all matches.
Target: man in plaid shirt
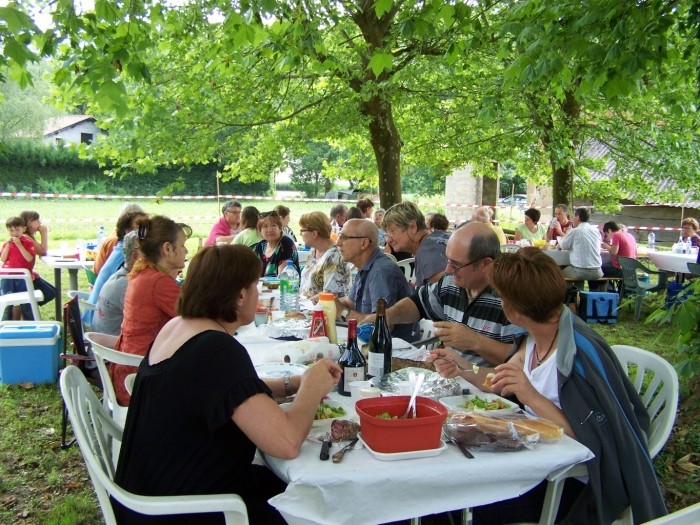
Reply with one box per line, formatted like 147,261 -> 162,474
364,222 -> 520,367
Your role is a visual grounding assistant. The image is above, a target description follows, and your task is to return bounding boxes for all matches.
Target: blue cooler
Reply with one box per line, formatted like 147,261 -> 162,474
0,322 -> 62,384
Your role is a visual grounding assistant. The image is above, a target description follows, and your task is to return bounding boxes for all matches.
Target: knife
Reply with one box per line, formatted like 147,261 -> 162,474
332,436 -> 360,463
320,432 -> 331,461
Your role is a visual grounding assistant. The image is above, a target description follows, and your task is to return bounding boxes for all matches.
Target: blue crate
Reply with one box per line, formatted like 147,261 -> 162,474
0,322 -> 62,384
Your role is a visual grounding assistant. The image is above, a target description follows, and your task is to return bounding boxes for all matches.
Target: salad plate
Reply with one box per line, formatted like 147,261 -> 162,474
439,393 -> 518,414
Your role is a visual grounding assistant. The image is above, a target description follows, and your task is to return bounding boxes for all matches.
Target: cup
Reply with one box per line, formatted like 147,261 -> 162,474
254,312 -> 268,326
359,386 -> 381,399
350,380 -> 372,400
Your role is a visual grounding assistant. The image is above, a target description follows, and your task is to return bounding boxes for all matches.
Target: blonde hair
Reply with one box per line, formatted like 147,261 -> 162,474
299,211 -> 331,239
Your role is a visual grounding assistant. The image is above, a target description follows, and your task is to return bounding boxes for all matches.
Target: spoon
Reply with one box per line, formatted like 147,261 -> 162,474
400,372 -> 425,419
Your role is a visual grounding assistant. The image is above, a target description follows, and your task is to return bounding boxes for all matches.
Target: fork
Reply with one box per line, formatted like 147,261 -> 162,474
442,429 -> 474,459
437,357 -> 480,375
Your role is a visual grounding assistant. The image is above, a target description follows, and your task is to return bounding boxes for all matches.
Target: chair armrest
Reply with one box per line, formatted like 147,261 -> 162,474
112,491 -> 248,523
60,353 -> 95,363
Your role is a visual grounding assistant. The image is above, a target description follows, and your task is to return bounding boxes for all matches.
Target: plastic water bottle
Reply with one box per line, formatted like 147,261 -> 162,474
279,261 -> 300,312
647,231 -> 655,251
97,225 -> 106,244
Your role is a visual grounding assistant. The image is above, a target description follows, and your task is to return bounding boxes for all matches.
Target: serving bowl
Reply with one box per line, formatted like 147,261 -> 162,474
355,395 -> 447,453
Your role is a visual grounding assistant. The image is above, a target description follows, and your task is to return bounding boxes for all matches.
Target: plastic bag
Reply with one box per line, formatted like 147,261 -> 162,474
444,412 -> 563,452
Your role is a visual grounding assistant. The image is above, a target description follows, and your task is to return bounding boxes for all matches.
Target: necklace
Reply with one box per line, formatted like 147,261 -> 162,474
213,320 -> 231,336
534,327 -> 559,367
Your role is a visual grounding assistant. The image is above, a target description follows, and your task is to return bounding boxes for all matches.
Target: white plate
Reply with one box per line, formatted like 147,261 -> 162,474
439,393 -> 519,414
358,433 -> 447,461
254,362 -> 308,378
280,399 -> 351,429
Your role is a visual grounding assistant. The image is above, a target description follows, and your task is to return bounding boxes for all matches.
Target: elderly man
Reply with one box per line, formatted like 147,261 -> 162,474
329,203 -> 348,235
471,206 -> 507,245
383,201 -> 449,286
92,231 -> 140,335
205,200 -> 242,246
365,222 -> 520,367
335,219 -> 417,341
546,203 -> 573,242
558,207 -> 603,286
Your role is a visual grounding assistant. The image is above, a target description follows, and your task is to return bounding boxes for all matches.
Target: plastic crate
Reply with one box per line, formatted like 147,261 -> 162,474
0,322 -> 62,384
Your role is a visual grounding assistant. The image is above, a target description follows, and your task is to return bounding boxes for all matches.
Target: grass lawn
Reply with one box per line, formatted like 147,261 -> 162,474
0,198 -> 698,523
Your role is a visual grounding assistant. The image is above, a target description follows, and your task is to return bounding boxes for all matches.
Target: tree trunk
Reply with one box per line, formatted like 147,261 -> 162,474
363,94 -> 402,209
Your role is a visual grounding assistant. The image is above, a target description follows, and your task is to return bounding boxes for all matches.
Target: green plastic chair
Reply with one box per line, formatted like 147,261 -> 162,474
618,257 -> 668,321
688,262 -> 700,277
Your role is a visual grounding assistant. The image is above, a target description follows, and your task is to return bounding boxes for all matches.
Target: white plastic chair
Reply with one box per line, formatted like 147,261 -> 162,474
516,344 -> 679,525
0,268 -> 43,320
500,244 -> 521,254
67,290 -> 96,311
124,373 -> 136,396
642,502 -> 700,524
84,332 -> 143,429
415,319 -> 439,350
397,257 -> 416,285
60,366 -> 249,525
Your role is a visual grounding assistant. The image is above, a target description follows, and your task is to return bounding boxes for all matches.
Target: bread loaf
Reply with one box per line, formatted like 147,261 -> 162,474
483,373 -> 495,390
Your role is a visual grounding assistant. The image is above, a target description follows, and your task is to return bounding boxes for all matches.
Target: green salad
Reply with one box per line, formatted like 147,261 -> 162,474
459,395 -> 509,411
315,402 -> 346,420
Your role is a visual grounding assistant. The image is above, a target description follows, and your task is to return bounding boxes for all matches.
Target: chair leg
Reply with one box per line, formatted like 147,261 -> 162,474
634,294 -> 645,321
61,399 -> 75,449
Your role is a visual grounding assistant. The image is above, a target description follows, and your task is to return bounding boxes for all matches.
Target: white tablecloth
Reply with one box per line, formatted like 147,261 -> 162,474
263,389 -> 593,525
646,251 -> 697,273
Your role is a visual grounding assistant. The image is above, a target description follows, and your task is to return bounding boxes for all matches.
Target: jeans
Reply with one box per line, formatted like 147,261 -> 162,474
1,275 -> 56,320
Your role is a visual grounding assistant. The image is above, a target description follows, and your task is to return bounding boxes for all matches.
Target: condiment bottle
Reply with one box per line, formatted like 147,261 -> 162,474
318,292 -> 337,344
309,305 -> 328,339
338,319 -> 366,396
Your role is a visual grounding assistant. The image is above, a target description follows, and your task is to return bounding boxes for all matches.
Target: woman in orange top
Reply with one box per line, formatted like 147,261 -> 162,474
111,215 -> 192,406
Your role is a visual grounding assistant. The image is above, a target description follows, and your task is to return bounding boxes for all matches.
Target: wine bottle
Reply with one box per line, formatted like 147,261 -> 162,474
367,298 -> 392,379
338,319 -> 366,396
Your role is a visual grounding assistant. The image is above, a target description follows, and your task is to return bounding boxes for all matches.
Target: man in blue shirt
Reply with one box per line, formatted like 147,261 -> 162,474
335,219 -> 417,341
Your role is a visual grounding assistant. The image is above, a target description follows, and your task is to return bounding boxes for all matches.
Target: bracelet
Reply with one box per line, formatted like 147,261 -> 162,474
283,374 -> 292,397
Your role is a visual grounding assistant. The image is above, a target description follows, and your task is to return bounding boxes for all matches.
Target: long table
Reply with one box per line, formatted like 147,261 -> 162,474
646,250 -> 697,274
262,389 -> 593,525
543,248 -> 612,267
242,334 -> 593,525
40,255 -> 94,322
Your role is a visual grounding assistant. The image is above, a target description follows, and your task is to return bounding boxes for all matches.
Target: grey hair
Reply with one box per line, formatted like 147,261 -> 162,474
468,225 -> 501,262
382,201 -> 426,231
330,204 -> 348,217
121,231 -> 140,262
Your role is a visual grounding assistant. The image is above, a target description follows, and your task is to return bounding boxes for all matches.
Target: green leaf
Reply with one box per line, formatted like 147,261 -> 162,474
0,6 -> 35,33
375,0 -> 392,18
368,52 -> 393,77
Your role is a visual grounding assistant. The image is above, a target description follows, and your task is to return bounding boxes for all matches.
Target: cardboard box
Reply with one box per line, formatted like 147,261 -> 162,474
0,322 -> 62,384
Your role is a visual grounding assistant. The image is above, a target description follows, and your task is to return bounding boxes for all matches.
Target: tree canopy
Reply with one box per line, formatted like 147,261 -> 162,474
1,0 -> 699,208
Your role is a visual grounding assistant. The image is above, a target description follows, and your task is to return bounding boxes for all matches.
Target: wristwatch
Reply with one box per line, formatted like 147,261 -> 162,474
283,374 -> 292,397
340,308 -> 351,322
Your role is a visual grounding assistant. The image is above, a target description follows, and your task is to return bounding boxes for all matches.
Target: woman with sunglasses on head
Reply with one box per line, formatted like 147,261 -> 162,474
115,244 -> 341,525
429,247 -> 666,524
298,211 -> 351,301
252,211 -> 300,277
112,215 -> 192,407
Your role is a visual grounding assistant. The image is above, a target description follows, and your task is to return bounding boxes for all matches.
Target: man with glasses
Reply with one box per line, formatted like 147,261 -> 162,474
364,222 -> 519,366
336,219 -> 418,341
205,200 -> 242,246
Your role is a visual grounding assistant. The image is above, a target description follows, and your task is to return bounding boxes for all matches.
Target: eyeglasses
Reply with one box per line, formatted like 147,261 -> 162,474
442,254 -> 483,271
338,234 -> 368,242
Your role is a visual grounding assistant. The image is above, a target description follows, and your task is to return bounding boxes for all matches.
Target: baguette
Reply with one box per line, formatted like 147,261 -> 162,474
483,372 -> 495,390
449,412 -> 563,441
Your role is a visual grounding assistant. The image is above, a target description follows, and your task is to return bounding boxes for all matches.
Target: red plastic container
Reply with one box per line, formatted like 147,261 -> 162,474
355,396 -> 448,453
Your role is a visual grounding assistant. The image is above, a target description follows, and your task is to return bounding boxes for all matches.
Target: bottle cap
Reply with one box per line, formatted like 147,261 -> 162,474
319,292 -> 335,301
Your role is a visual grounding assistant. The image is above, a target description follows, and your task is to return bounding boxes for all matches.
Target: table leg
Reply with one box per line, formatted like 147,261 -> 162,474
68,269 -> 79,291
54,268 -> 63,322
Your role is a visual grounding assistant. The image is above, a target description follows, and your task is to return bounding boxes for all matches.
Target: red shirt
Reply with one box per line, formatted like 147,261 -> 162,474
2,235 -> 37,278
611,231 -> 637,269
112,267 -> 180,406
550,220 -> 573,241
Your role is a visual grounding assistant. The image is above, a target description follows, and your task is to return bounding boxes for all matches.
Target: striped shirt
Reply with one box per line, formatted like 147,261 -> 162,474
411,274 -> 521,366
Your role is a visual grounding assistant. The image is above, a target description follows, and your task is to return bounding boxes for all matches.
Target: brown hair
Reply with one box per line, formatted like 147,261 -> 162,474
136,215 -> 192,264
356,198 -> 374,214
682,218 -> 699,231
6,216 -> 25,229
116,211 -> 148,240
299,211 -> 331,239
273,204 -> 291,218
19,211 -> 39,237
257,211 -> 283,234
489,247 -> 565,323
347,207 -> 364,220
241,206 -> 260,229
524,208 -> 541,223
178,245 -> 261,322
430,213 -> 450,231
